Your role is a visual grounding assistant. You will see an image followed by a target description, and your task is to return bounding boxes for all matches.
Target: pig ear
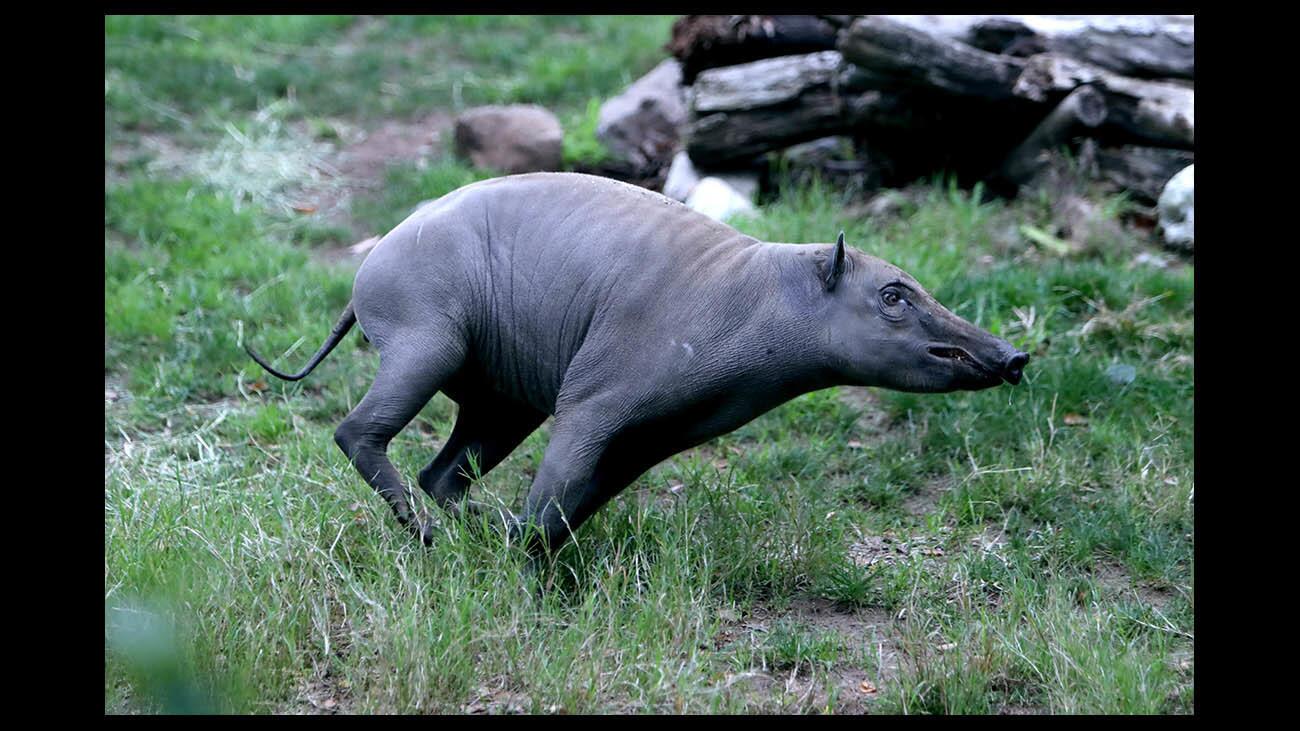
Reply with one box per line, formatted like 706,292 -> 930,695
824,231 -> 846,292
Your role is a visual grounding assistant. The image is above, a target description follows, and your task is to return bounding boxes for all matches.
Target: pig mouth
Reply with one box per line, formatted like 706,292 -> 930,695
928,345 -> 1000,382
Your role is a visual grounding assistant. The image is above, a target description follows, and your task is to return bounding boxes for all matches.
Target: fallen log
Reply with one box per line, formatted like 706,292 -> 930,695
861,15 -> 1194,79
666,15 -> 839,85
688,50 -> 844,114
1094,144 -> 1194,203
684,51 -> 922,167
838,15 -> 1027,100
996,85 -> 1107,187
1014,53 -> 1193,148
686,88 -> 863,166
1006,15 -> 1194,80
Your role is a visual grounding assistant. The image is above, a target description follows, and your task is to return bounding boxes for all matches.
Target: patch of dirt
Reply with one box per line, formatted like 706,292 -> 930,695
718,596 -> 901,713
105,131 -> 193,187
107,102 -> 454,265
971,521 -> 1011,556
901,475 -> 953,517
997,704 -> 1048,714
836,386 -> 893,445
462,680 -> 532,714
105,374 -> 132,407
846,530 -> 951,570
1093,561 -> 1175,612
306,112 -> 455,262
337,113 -> 452,189
289,670 -> 355,715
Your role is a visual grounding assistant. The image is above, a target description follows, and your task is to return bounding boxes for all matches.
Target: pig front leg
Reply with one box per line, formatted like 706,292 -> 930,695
511,417 -> 617,556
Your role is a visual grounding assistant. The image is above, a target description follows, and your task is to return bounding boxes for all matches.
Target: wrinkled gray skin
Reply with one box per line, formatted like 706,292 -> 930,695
247,173 -> 1028,555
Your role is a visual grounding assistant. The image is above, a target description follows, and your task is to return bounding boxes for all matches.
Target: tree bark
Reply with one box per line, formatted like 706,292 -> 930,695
1007,15 -> 1193,80
1093,144 -> 1194,203
687,50 -> 845,114
852,15 -> 1194,79
996,85 -> 1108,186
686,88 -> 862,166
684,51 -> 922,167
667,15 -> 840,85
1013,54 -> 1193,149
837,15 -> 1027,100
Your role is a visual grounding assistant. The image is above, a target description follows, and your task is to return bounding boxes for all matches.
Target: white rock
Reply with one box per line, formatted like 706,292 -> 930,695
662,151 -> 701,202
663,150 -> 759,206
1157,164 -> 1193,251
453,105 -> 563,174
686,177 -> 756,222
713,172 -> 760,201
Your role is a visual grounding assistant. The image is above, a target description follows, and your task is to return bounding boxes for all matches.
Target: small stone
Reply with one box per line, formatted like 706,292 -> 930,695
863,190 -> 909,219
1105,363 -> 1137,385
454,105 -> 563,174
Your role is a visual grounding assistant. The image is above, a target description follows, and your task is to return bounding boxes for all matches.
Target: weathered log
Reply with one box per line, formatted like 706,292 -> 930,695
686,88 -> 862,166
838,15 -> 1027,100
1014,54 -> 1193,148
684,51 -> 922,167
666,15 -> 839,85
1093,144 -> 1194,203
688,50 -> 844,114
863,15 -> 1194,80
817,15 -> 856,29
967,18 -> 1048,57
1008,15 -> 1193,80
997,85 -> 1107,186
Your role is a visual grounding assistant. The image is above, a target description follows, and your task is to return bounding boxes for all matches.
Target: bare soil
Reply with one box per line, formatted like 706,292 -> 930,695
720,596 -> 901,714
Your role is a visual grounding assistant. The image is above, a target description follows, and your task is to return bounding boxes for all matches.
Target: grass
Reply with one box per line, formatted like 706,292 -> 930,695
106,15 -> 1193,715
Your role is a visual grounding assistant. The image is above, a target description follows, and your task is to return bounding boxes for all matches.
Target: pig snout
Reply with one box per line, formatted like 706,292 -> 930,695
1001,350 -> 1029,385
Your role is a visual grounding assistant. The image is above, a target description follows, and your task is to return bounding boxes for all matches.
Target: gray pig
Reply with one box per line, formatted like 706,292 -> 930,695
247,173 -> 1028,555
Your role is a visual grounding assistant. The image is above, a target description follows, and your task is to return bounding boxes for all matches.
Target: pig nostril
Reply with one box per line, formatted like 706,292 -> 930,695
1003,352 -> 1029,382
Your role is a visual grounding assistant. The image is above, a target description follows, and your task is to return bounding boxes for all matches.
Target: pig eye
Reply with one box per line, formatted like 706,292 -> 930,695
881,289 -> 902,307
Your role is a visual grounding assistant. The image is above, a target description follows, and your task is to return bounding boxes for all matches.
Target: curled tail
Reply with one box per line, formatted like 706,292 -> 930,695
245,303 -> 357,381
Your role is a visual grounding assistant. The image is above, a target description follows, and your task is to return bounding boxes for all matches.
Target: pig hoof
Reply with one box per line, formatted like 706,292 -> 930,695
403,510 -> 436,547
504,513 -> 527,544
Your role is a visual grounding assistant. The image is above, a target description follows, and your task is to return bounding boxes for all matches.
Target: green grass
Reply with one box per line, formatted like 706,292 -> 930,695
106,15 -> 674,136
106,15 -> 1192,715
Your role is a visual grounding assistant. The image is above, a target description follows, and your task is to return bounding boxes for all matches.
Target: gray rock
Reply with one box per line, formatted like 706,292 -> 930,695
864,190 -> 910,219
596,59 -> 687,169
453,105 -> 563,174
1157,164 -> 1193,252
685,176 -> 756,222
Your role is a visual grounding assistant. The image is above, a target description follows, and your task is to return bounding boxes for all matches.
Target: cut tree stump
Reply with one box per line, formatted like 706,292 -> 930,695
996,85 -> 1108,187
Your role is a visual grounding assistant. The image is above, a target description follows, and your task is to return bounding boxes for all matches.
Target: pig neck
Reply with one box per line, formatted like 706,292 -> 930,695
702,241 -> 845,401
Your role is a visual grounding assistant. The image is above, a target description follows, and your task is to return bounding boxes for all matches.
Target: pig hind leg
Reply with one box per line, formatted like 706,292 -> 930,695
334,336 -> 466,546
418,396 -> 547,519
